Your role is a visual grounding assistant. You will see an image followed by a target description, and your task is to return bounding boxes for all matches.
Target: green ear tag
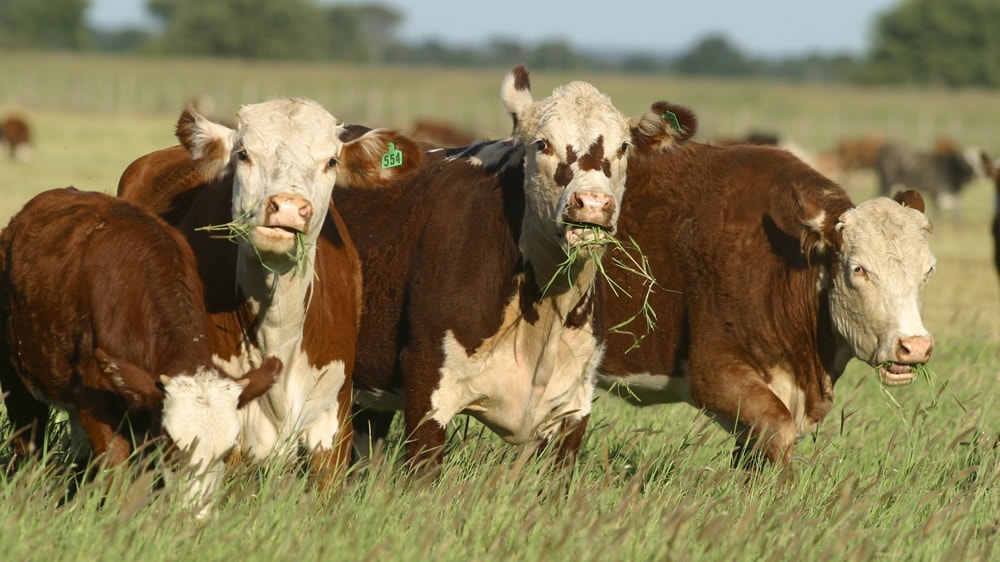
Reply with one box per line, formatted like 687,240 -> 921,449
381,142 -> 403,169
661,110 -> 682,132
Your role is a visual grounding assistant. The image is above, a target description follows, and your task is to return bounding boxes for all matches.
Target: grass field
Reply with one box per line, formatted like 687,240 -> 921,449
0,53 -> 999,561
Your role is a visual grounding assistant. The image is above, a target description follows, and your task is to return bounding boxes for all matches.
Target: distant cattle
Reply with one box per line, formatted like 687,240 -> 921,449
1,114 -> 32,162
410,119 -> 479,148
118,98 -> 426,486
836,134 -> 886,172
335,65 -> 696,469
598,141 -> 936,466
0,188 -> 280,511
990,157 -> 1000,282
876,141 -> 987,218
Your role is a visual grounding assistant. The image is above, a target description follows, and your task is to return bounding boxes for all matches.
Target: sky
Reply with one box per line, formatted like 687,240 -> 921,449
86,0 -> 901,58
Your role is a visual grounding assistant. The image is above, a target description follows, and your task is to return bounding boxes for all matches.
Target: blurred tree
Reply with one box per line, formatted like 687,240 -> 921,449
527,39 -> 582,70
672,34 -> 756,77
147,0 -> 327,59
860,0 -> 1000,87
0,0 -> 89,49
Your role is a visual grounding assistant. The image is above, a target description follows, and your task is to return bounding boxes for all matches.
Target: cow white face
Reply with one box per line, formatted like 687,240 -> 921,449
502,66 -> 631,265
828,197 -> 935,384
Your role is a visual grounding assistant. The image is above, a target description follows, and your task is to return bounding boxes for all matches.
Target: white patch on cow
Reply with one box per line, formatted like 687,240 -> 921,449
804,209 -> 826,235
596,371 -> 691,404
830,197 -> 935,367
765,366 -> 818,438
429,281 -> 601,445
160,368 -> 246,513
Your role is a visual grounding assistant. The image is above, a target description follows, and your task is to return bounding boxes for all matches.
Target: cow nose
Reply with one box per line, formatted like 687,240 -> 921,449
895,335 -> 933,364
567,191 -> 616,228
265,194 -> 313,232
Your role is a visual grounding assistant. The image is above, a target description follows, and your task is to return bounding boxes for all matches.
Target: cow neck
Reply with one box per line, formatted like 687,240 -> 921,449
233,245 -> 318,357
521,244 -> 601,324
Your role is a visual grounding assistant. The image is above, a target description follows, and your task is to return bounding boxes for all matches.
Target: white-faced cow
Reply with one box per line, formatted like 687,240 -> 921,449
335,65 -> 696,468
597,141 -> 936,466
117,98 -> 426,485
0,187 -> 280,511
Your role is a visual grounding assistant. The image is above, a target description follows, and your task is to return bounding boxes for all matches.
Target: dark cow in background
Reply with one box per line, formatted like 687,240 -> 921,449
118,98 -> 426,487
409,119 -> 479,148
1,114 -> 33,162
876,140 -> 989,219
989,157 -> 1000,282
336,65 -> 696,469
0,188 -> 280,512
598,141 -> 936,466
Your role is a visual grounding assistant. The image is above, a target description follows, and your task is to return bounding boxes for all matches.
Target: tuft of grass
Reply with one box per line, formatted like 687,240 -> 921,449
542,223 -> 659,353
196,210 -> 313,278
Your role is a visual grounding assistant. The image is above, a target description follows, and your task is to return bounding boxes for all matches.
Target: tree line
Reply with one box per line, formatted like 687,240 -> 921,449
2,0 -> 998,88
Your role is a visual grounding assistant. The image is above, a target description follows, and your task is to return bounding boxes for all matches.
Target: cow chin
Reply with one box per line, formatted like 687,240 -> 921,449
251,225 -> 300,256
876,363 -> 917,386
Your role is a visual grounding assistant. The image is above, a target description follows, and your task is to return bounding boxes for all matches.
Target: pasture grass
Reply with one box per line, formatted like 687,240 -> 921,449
0,54 -> 998,561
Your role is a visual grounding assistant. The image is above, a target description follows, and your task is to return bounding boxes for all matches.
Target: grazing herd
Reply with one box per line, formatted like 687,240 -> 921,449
3,62 -> 988,510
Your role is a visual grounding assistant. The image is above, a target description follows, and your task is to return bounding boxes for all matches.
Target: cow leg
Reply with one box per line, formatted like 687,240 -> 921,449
689,363 -> 796,467
304,385 -> 354,493
76,403 -> 132,468
351,405 -> 395,462
0,370 -> 50,466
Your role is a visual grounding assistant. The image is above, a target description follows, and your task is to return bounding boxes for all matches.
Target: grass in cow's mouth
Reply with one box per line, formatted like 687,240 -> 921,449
542,222 -> 659,353
195,213 -> 313,278
875,361 -> 943,426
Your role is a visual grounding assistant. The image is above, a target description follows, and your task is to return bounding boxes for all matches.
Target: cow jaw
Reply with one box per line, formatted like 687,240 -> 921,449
877,363 -> 917,386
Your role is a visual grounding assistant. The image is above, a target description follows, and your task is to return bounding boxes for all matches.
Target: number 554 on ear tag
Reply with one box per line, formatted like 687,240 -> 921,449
382,142 -> 403,168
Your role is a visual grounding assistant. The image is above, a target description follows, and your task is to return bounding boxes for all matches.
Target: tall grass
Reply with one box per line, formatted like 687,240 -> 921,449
1,56 -> 999,561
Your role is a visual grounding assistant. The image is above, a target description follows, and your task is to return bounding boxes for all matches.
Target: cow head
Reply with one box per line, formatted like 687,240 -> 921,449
798,189 -> 935,385
176,98 -> 419,273
501,65 -> 695,273
96,349 -> 281,515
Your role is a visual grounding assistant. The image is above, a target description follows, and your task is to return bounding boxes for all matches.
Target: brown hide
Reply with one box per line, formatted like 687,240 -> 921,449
601,142 -> 855,465
1,115 -> 31,158
0,188 -> 213,465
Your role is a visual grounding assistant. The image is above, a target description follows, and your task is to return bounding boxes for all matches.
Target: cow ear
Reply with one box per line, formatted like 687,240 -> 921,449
893,189 -> 925,214
336,129 -> 425,189
629,101 -> 697,154
94,348 -> 164,410
236,356 -> 282,409
175,103 -> 235,182
793,184 -> 845,255
501,64 -> 534,134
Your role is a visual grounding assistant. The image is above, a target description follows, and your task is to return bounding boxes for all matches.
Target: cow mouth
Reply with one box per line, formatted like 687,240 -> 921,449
563,221 -> 611,247
877,362 -> 918,386
254,225 -> 301,241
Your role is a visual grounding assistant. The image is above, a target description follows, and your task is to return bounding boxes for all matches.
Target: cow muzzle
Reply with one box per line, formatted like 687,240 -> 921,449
877,335 -> 934,386
257,193 -> 313,241
562,191 -> 617,246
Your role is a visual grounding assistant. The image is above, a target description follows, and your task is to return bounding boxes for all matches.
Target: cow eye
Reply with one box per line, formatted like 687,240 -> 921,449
534,139 -> 549,152
851,264 -> 867,278
236,148 -> 249,162
327,157 -> 339,169
925,265 -> 936,280
619,142 -> 630,156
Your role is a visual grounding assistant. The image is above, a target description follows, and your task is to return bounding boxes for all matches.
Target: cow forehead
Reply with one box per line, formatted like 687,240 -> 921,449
236,99 -> 342,156
532,82 -> 628,146
841,199 -> 933,265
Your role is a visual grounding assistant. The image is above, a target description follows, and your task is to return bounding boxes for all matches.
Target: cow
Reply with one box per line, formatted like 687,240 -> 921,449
117,98 -> 427,487
0,187 -> 280,512
334,65 -> 697,470
990,157 -> 1000,282
1,114 -> 33,162
876,140 -> 987,220
596,141 -> 936,467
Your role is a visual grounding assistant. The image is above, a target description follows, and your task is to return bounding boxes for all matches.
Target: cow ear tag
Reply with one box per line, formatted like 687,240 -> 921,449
381,142 -> 403,168
661,110 -> 682,133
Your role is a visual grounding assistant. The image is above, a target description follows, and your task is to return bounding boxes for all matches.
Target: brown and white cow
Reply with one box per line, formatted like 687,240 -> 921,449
336,65 -> 696,468
0,114 -> 33,162
117,98 -> 426,485
596,141 -> 936,466
0,187 -> 280,511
